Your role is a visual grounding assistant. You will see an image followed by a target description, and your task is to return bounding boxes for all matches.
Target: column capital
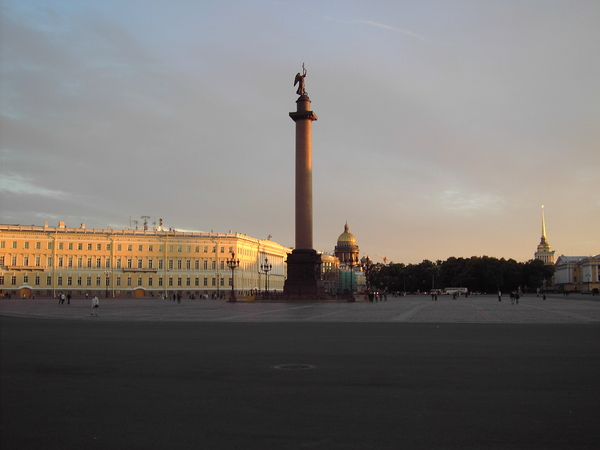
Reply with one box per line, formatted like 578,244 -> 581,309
289,111 -> 318,122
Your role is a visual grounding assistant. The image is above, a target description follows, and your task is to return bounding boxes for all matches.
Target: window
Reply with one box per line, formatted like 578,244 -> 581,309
127,277 -> 132,286
117,244 -> 122,251
12,241 -> 17,248
0,256 -> 4,265
228,277 -> 232,286
195,278 -> 199,286
128,245 -> 132,251
68,257 -> 73,268
212,261 -> 216,270
137,259 -> 143,269
58,257 -> 63,268
59,243 -> 64,250
36,242 -> 41,249
229,247 -> 233,253
106,260 -> 111,269
177,245 -> 182,253
138,245 -> 143,251
212,246 -> 216,253
116,258 -> 122,269
67,277 -> 72,286
77,257 -> 82,268
0,241 -> 4,248
148,259 -> 153,269
169,245 -> 174,252
0,275 -> 4,285
158,259 -> 163,269
204,246 -> 208,253
24,242 -> 30,249
149,245 -> 153,252
78,243 -> 83,250
204,278 -> 208,286
11,256 -> 17,266
138,277 -> 142,286
23,256 -> 29,267
47,276 -> 52,285
96,243 -> 101,251
195,246 -> 200,253
12,275 -> 17,285
186,277 -> 191,286
159,245 -> 163,252
96,258 -> 102,268
220,247 -> 225,253
222,278 -> 226,287
168,278 -> 173,286
36,256 -> 41,267
168,260 -> 174,270
211,278 -> 216,286
220,261 -> 225,270
35,276 -> 40,286
96,277 -> 101,286
87,258 -> 92,268
203,260 -> 208,270
148,277 -> 153,286
24,275 -> 29,284
47,242 -> 53,250
186,246 -> 191,253
57,276 -> 63,286
116,277 -> 121,286
106,244 -> 111,251
177,260 -> 182,270
158,277 -> 163,287
87,277 -> 92,286
127,258 -> 132,268
67,243 -> 72,250
177,278 -> 182,286
186,260 -> 191,270
77,277 -> 82,286
87,243 -> 92,250
195,260 -> 200,270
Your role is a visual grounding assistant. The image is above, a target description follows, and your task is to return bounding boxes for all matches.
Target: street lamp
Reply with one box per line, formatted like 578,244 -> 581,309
103,270 -> 110,298
260,257 -> 272,296
226,252 -> 240,302
344,255 -> 359,295
215,271 -> 221,299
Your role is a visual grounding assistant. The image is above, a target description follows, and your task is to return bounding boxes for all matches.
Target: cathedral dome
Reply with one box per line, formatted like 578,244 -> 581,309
337,223 -> 356,247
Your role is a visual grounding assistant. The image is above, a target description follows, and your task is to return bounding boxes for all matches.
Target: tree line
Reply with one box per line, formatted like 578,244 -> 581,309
366,256 -> 555,294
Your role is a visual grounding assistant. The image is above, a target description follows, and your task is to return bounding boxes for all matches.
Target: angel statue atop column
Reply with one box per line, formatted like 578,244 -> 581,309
294,63 -> 307,96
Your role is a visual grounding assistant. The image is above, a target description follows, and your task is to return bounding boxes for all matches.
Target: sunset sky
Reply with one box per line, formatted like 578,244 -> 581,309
2,0 -> 599,264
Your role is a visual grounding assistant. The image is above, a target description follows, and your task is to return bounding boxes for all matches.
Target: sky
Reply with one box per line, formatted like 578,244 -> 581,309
1,0 -> 599,264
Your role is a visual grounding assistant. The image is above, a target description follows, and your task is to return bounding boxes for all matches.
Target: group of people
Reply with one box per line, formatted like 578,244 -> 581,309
56,292 -> 99,315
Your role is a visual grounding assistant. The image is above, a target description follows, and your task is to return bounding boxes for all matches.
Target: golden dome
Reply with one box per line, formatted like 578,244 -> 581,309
337,223 -> 356,246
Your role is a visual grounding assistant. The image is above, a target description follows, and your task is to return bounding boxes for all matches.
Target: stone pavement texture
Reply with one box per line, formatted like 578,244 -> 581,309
1,295 -> 600,450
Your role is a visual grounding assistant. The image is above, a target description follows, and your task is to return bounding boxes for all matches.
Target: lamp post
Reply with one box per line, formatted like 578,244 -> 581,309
215,271 -> 221,299
103,270 -> 110,298
260,257 -> 272,296
226,252 -> 240,302
344,255 -> 359,295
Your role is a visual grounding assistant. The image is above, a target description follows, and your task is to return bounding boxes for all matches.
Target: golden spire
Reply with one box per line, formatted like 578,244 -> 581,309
541,205 -> 547,244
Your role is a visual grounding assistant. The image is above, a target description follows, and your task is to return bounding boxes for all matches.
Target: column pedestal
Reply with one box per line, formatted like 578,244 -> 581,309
284,249 -> 324,296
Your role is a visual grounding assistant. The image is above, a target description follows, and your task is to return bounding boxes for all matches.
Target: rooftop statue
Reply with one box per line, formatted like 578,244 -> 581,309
294,63 -> 307,96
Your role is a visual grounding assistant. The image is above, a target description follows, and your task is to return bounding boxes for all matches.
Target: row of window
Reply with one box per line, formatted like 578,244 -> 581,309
0,275 -> 231,287
0,255 -> 241,271
1,240 -> 236,254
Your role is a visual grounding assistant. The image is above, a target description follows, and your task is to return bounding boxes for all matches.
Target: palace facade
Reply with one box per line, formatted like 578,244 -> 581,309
0,222 -> 291,299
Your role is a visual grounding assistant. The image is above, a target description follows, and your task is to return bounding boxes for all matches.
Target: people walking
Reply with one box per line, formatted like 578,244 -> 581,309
498,291 -> 502,302
91,295 -> 99,316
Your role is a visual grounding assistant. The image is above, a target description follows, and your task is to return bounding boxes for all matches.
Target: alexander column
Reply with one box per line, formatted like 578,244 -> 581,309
284,64 -> 324,296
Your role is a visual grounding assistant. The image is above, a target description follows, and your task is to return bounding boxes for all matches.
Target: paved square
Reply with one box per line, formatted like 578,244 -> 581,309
2,294 -> 599,449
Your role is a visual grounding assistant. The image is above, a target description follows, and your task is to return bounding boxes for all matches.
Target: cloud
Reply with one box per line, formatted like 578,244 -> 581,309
348,19 -> 427,41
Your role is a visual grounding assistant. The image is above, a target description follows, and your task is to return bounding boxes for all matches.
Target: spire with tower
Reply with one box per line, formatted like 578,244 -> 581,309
535,205 -> 555,264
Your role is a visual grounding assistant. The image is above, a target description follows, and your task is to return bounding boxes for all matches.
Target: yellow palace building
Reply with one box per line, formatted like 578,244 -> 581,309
0,221 -> 290,299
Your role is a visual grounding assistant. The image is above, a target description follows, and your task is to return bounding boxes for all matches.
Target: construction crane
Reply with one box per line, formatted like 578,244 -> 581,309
376,254 -> 389,264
